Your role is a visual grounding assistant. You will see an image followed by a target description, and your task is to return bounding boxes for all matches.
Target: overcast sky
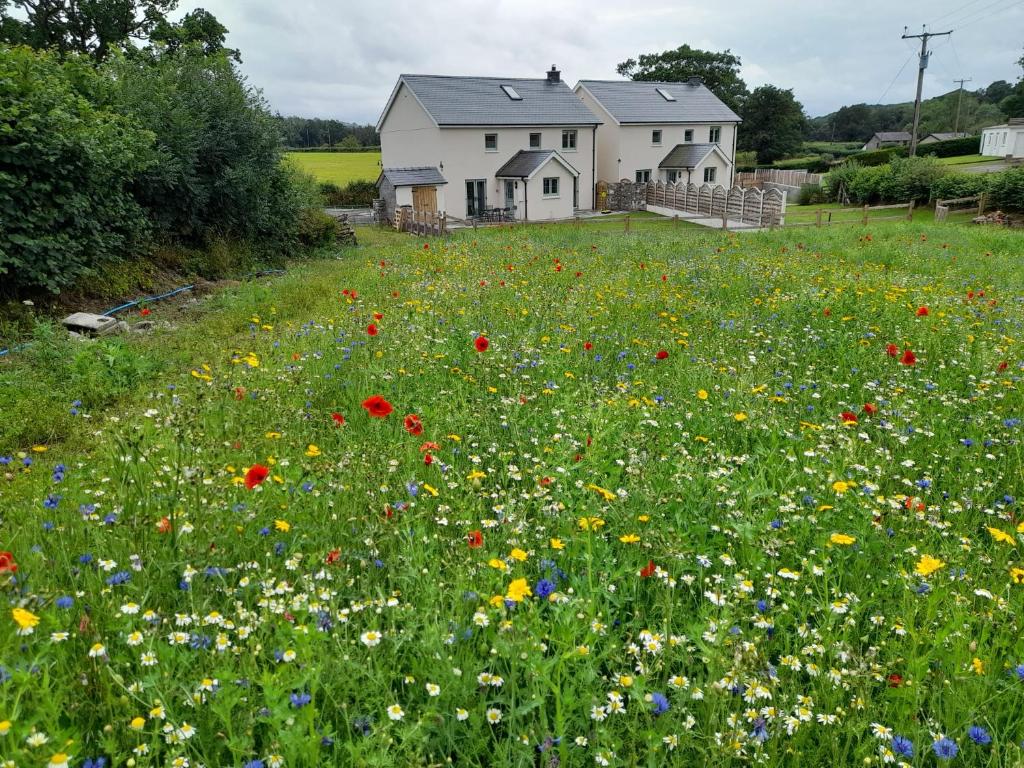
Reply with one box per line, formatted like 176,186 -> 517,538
189,0 -> 1023,123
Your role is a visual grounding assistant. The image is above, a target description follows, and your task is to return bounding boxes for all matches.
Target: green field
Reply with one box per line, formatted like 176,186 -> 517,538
285,151 -> 381,185
936,154 -> 991,166
3,219 -> 1024,767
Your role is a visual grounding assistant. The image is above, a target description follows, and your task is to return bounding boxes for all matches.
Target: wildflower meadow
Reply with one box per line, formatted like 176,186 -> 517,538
2,220 -> 1024,768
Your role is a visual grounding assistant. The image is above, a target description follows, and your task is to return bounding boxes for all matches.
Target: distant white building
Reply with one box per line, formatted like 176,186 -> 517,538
980,118 -> 1024,159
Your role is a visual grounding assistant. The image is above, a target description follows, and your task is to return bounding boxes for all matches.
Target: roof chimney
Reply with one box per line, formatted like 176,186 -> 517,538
687,76 -> 703,86
547,65 -> 560,83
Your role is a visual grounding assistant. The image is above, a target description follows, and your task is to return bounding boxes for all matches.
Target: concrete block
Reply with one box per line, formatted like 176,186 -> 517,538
61,312 -> 121,337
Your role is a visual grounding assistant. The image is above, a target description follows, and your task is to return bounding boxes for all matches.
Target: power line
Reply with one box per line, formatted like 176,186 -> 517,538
902,26 -> 953,155
877,51 -> 916,104
929,0 -> 988,26
933,0 -> 1009,27
955,0 -> 1024,29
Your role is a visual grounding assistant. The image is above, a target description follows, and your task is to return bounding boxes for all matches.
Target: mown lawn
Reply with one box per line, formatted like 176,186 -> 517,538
285,151 -> 381,185
936,154 -> 991,166
2,220 -> 1024,767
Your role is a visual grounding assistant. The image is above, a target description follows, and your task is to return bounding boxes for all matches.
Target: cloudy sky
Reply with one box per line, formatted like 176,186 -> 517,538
190,0 -> 1023,123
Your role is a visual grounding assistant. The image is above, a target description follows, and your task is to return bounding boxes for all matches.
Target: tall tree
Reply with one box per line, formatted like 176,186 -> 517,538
616,44 -> 748,112
738,85 -> 805,164
0,0 -> 178,61
149,7 -> 239,61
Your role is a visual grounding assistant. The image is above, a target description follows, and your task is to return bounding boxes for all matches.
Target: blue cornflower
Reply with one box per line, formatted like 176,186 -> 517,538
968,726 -> 991,745
290,691 -> 312,708
535,578 -> 555,599
79,553 -> 93,564
42,494 -> 61,509
79,503 -> 96,516
750,717 -> 769,743
243,760 -> 265,768
756,599 -> 768,613
106,571 -> 131,586
0,456 -> 10,466
649,692 -> 669,715
258,526 -> 271,536
56,596 -> 74,609
933,737 -> 959,759
771,519 -> 784,529
892,735 -> 913,758
82,758 -> 107,768
1014,663 -> 1024,680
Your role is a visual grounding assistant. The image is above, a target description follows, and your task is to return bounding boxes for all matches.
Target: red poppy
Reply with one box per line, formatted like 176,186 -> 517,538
863,402 -> 878,415
900,349 -> 916,366
474,336 -> 489,352
967,290 -> 975,300
584,341 -> 593,351
886,343 -> 899,357
367,324 -> 379,336
374,312 -> 383,320
403,414 -> 423,436
661,274 -> 667,282
0,551 -> 18,573
823,307 -> 832,317
423,452 -> 433,466
467,530 -> 483,548
331,412 -> 345,426
140,308 -> 151,317
244,464 -> 270,489
998,361 -> 1008,372
234,386 -> 246,401
156,517 -> 172,534
419,441 -> 440,452
640,560 -> 656,578
655,350 -> 669,360
840,411 -> 858,424
362,395 -> 393,418
887,673 -> 903,688
423,243 -> 430,250
326,549 -> 341,565
916,306 -> 929,317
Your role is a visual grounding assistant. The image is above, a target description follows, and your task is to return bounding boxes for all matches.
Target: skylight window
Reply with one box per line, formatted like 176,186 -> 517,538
501,85 -> 523,100
656,87 -> 676,101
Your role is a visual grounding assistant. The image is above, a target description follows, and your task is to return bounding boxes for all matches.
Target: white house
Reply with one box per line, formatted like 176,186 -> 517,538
574,77 -> 740,187
376,68 -> 600,222
980,118 -> 1024,159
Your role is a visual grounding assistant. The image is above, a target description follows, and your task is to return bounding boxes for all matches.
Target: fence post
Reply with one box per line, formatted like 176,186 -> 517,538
978,193 -> 986,215
722,210 -> 728,231
862,204 -> 869,226
906,200 -> 915,221
815,209 -> 823,228
624,214 -> 630,232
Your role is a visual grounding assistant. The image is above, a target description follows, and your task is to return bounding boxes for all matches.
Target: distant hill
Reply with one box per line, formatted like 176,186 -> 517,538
806,87 -> 1009,143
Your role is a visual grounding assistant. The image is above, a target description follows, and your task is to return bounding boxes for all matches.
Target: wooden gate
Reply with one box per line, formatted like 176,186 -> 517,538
412,186 -> 438,213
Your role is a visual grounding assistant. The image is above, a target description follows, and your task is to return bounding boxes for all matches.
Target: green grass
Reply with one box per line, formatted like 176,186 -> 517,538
3,220 -> 1024,767
285,151 -> 382,185
936,154 -> 991,166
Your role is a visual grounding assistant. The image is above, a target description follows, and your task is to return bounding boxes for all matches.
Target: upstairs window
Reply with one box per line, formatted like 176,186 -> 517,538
709,126 -> 721,143
652,129 -> 662,145
529,132 -> 541,148
684,129 -> 694,142
485,133 -> 498,151
562,130 -> 577,150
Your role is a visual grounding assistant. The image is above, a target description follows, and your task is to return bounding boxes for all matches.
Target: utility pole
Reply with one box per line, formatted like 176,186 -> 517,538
952,77 -> 972,135
902,26 -> 952,156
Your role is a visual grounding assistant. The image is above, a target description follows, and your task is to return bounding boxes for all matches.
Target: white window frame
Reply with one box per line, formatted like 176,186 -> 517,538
529,132 -> 541,149
561,130 -> 577,151
635,169 -> 651,183
709,126 -> 721,143
485,133 -> 498,152
684,129 -> 694,142
667,170 -> 680,183
703,167 -> 716,183
542,177 -> 560,197
652,129 -> 662,145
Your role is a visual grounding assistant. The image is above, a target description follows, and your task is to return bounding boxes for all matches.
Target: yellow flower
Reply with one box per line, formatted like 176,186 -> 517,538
619,674 -> 634,687
0,719 -> 11,736
130,716 -> 146,730
47,753 -> 70,768
488,559 -> 507,571
265,431 -> 282,439
619,534 -> 641,544
577,517 -> 605,531
274,519 -> 290,532
506,578 -> 532,603
304,444 -> 321,457
586,483 -> 617,502
1010,567 -> 1024,585
31,445 -> 47,453
733,412 -> 747,422
830,533 -> 856,546
489,594 -> 505,607
986,527 -> 1016,545
12,607 -> 39,630
972,657 -> 985,675
510,548 -> 528,562
467,469 -> 486,481
832,480 -> 857,494
914,554 -> 946,578
422,483 -> 439,497
550,538 -> 564,550
697,389 -> 708,400
638,515 -> 650,522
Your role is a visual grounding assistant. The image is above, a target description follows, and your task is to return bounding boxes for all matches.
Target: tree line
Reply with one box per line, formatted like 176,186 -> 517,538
1,0 -> 334,296
274,116 -> 379,149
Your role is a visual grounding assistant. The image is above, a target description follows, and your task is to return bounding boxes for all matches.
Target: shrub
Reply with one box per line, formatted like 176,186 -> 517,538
986,167 -> 1024,211
919,135 -> 980,158
885,156 -> 945,204
851,146 -> 908,167
930,173 -> 989,202
822,163 -> 861,203
319,179 -> 377,207
0,46 -> 155,295
797,184 -> 827,206
297,209 -> 340,248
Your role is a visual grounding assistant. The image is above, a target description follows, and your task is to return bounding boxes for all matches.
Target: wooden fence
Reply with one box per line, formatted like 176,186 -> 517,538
934,194 -> 986,222
395,207 -> 447,236
736,169 -> 825,189
783,202 -> 915,228
643,182 -> 787,227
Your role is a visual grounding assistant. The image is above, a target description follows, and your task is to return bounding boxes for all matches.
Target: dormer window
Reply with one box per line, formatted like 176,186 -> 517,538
501,85 -> 522,100
656,87 -> 676,101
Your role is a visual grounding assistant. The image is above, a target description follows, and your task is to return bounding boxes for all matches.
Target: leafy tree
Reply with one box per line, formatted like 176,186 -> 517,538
0,0 -> 178,61
149,7 -> 239,61
616,44 -> 748,112
738,85 -> 805,164
338,134 -> 361,149
979,80 -> 1014,104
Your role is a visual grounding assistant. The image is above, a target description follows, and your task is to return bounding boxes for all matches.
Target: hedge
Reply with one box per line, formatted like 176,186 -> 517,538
918,135 -> 980,158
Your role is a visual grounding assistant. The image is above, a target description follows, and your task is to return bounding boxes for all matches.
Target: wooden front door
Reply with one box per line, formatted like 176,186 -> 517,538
411,186 -> 437,213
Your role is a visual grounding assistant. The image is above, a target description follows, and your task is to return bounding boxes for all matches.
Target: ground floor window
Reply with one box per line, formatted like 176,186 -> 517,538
667,170 -> 681,183
465,180 -> 486,216
635,169 -> 651,183
543,177 -> 559,196
703,167 -> 717,183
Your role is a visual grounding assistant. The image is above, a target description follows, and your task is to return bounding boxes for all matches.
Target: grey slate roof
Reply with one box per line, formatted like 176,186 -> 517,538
925,132 -> 969,141
577,80 -> 741,124
397,75 -> 601,126
495,150 -> 579,178
377,167 -> 447,187
870,132 -> 912,142
658,143 -> 717,168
